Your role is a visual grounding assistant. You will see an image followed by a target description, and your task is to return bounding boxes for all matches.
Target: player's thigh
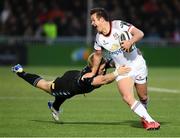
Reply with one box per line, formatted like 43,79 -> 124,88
117,77 -> 135,105
134,63 -> 148,99
36,79 -> 52,92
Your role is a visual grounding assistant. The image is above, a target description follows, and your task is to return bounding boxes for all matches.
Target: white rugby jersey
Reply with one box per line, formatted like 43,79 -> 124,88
94,20 -> 139,67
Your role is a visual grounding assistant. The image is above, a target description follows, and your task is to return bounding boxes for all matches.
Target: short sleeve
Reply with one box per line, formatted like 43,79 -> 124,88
113,20 -> 134,32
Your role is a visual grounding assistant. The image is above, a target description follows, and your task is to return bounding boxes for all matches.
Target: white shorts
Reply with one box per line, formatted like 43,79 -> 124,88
116,55 -> 148,84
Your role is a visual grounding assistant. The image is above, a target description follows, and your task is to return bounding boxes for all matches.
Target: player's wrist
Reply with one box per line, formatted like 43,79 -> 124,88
129,39 -> 134,46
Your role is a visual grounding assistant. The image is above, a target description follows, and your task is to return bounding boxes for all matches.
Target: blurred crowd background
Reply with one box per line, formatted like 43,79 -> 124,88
0,0 -> 179,41
0,0 -> 180,66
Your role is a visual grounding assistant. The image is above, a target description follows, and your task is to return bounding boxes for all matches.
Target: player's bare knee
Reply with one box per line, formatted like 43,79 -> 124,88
36,79 -> 51,92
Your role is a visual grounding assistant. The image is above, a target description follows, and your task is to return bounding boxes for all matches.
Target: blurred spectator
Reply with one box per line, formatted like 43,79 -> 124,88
1,0 -> 11,24
0,0 -> 179,40
172,28 -> 180,42
143,0 -> 159,14
145,27 -> 161,41
42,19 -> 58,39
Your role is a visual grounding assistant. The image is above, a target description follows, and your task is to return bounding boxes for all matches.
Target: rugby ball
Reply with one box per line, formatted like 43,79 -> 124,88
119,31 -> 135,52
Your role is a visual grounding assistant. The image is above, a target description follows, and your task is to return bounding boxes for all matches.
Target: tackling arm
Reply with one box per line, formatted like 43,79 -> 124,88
82,50 -> 103,78
91,66 -> 131,86
91,50 -> 103,74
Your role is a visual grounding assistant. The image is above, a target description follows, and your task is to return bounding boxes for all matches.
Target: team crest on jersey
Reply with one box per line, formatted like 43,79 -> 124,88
109,44 -> 120,52
113,33 -> 120,40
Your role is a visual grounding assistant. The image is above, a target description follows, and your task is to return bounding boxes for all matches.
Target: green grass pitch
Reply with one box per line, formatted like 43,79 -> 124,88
0,66 -> 180,137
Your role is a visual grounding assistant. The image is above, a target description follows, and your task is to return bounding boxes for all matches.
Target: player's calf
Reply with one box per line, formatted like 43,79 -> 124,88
12,64 -> 42,87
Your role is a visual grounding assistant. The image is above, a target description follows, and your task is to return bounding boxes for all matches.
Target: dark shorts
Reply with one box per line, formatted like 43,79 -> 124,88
50,70 -> 81,98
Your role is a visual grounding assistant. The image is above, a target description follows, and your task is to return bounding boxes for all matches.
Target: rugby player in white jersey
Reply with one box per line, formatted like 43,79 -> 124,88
86,7 -> 160,130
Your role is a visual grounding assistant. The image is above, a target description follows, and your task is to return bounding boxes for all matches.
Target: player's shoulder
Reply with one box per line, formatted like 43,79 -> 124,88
112,20 -> 132,28
112,20 -> 122,25
112,20 -> 122,28
95,33 -> 100,38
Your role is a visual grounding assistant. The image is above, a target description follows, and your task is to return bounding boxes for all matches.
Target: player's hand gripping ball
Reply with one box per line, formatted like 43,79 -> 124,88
119,31 -> 135,53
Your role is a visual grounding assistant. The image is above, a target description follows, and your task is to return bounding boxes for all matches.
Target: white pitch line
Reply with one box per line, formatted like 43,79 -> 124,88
148,87 -> 180,93
0,87 -> 180,100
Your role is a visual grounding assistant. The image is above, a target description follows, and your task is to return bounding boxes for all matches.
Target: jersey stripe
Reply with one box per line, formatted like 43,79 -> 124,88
125,31 -> 130,40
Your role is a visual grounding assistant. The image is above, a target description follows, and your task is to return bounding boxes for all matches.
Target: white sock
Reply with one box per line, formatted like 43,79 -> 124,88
131,100 -> 155,122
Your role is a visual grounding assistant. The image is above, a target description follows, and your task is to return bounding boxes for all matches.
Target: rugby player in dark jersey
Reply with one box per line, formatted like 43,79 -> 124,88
12,53 -> 131,121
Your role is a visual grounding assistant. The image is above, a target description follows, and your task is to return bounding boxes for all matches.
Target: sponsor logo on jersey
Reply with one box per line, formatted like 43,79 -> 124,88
108,48 -> 122,55
108,44 -> 123,55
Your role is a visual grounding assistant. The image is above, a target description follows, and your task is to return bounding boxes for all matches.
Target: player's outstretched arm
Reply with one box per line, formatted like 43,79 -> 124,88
91,66 -> 131,86
129,26 -> 144,45
82,50 -> 103,78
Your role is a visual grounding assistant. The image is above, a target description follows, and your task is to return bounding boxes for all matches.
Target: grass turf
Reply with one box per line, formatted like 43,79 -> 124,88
0,66 -> 180,137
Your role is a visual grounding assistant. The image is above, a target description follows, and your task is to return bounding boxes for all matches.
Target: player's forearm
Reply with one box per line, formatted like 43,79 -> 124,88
100,70 -> 120,84
102,72 -> 117,84
129,27 -> 144,45
91,66 -> 131,86
91,71 -> 117,85
91,51 -> 103,75
101,66 -> 131,84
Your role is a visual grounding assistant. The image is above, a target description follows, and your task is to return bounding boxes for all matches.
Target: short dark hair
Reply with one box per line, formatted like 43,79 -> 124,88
90,8 -> 109,21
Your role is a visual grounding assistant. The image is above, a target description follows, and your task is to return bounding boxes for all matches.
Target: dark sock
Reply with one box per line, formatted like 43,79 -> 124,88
140,99 -> 148,109
17,71 -> 42,87
53,96 -> 66,111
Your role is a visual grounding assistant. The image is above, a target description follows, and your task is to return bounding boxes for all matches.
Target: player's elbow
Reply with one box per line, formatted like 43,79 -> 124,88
139,30 -> 144,39
135,28 -> 144,40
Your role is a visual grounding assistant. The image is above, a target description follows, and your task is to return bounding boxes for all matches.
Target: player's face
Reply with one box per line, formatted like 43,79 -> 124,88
91,13 -> 103,33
